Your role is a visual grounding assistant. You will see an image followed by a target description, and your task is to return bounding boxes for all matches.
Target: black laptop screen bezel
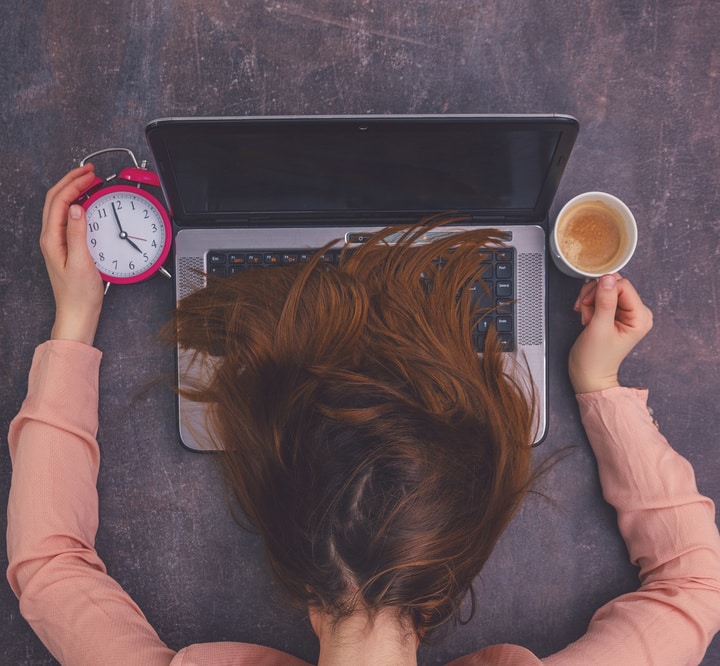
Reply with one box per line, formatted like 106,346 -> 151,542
145,115 -> 579,227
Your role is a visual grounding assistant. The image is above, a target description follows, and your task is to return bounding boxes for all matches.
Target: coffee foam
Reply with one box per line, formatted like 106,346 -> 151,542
557,201 -> 628,273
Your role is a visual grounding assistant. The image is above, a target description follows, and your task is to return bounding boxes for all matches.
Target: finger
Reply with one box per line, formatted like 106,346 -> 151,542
573,280 -> 597,311
65,204 -> 95,268
578,283 -> 598,325
41,165 -> 95,235
44,163 -> 95,200
614,278 -> 654,333
43,166 -> 90,214
579,296 -> 595,326
614,277 -> 643,312
42,165 -> 94,220
41,168 -> 96,259
579,272 -> 623,306
574,272 -> 625,317
584,274 -> 620,327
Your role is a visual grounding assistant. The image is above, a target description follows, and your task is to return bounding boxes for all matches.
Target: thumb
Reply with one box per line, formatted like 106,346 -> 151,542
587,274 -> 619,326
66,205 -> 92,264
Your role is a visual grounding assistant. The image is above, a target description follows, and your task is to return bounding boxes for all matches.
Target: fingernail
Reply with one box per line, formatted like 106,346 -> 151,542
69,205 -> 83,219
582,290 -> 595,304
600,275 -> 616,289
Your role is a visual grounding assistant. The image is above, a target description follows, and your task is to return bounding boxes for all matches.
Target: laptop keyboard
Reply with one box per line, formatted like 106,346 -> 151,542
207,247 -> 515,352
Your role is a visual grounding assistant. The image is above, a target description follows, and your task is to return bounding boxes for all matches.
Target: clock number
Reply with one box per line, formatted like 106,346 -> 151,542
114,200 -> 122,210
90,238 -> 97,247
97,208 -> 108,219
88,221 -> 100,232
129,261 -> 135,270
144,210 -> 150,219
113,260 -> 118,269
143,252 -> 149,263
99,252 -> 105,262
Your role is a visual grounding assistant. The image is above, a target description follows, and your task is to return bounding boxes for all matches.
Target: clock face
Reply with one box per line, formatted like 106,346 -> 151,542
83,186 -> 171,283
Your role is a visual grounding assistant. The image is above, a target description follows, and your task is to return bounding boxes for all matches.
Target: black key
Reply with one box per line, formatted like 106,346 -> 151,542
469,281 -> 494,311
496,263 -> 512,279
476,317 -> 493,333
496,280 -> 513,297
496,316 -> 513,333
479,263 -> 494,280
208,253 -> 226,265
496,299 -> 513,315
498,334 -> 514,351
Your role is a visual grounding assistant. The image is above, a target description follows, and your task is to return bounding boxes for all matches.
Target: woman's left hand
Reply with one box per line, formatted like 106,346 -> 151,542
39,165 -> 105,345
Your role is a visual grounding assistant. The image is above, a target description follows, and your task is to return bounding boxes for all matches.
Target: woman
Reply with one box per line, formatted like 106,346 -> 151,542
7,165 -> 720,665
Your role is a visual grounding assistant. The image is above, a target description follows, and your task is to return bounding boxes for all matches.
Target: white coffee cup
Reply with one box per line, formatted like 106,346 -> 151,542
550,192 -> 637,279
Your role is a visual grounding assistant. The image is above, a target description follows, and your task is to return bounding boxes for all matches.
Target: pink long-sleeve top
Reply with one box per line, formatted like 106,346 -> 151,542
7,340 -> 720,665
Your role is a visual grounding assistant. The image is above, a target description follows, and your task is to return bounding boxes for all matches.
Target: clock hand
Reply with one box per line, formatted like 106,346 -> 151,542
123,236 -> 143,253
111,202 -> 125,234
111,202 -> 143,253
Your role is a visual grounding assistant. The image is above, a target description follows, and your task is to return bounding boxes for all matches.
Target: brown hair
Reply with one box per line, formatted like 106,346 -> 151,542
170,218 -> 536,640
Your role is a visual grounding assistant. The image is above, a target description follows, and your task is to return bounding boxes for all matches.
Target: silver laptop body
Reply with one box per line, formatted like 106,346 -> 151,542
146,114 -> 579,450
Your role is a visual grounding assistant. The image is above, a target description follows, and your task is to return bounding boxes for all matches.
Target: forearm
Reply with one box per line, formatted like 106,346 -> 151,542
568,387 -> 720,663
577,387 -> 720,583
7,341 -> 175,665
7,341 -> 103,593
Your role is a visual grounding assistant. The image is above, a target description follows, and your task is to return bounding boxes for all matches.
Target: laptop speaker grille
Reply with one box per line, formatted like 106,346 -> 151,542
517,253 -> 544,346
177,257 -> 206,300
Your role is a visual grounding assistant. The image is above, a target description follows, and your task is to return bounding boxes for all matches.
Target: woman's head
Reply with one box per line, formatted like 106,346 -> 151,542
172,219 -> 536,640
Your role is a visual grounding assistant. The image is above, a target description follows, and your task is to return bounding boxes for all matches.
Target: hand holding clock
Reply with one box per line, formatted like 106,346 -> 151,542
40,165 -> 105,346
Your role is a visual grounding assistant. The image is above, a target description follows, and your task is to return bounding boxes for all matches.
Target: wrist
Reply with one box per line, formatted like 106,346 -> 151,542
51,311 -> 100,346
570,373 -> 620,394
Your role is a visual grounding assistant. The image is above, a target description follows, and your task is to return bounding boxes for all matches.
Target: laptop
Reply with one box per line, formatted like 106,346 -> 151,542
145,114 -> 579,450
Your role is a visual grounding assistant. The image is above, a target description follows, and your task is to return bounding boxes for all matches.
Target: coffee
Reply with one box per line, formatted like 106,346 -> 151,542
556,200 -> 629,274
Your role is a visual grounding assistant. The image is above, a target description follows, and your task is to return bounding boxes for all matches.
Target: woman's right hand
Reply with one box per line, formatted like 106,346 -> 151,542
39,165 -> 105,346
568,274 -> 654,394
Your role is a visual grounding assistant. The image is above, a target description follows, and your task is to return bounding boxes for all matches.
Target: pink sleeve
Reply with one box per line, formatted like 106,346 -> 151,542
543,386 -> 720,666
6,340 -> 176,666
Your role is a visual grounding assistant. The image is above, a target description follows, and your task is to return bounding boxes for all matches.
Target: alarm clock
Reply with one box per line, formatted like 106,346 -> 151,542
76,148 -> 172,285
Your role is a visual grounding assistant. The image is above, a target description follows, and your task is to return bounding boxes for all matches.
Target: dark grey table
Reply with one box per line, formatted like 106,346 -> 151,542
2,3 -> 718,664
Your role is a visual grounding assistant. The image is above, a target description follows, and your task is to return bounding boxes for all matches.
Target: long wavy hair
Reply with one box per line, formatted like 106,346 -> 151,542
170,217 -> 536,640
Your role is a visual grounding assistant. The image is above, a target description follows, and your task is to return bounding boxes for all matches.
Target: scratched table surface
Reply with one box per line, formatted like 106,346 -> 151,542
1,2 -> 719,664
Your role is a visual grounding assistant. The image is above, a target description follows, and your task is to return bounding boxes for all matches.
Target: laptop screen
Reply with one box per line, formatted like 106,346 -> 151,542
146,115 -> 578,225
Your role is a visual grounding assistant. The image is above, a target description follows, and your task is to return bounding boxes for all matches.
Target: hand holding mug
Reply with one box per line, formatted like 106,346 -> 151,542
568,274 -> 653,393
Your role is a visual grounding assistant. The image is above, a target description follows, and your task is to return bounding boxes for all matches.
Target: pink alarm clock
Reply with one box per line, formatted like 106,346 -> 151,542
77,148 -> 172,285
